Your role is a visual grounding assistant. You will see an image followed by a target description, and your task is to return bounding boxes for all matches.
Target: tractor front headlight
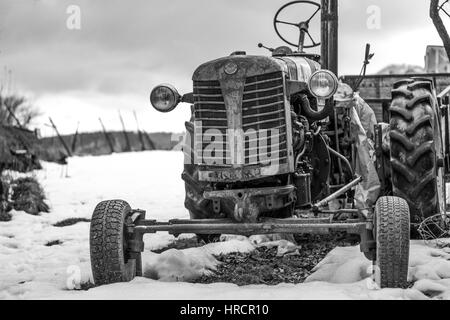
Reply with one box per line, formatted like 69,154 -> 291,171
150,84 -> 181,113
308,70 -> 338,99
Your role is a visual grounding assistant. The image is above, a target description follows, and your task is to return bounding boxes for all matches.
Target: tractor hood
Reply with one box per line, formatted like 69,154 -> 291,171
192,53 -> 320,83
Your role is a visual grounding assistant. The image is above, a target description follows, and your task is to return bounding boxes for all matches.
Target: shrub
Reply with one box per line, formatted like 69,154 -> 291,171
0,210 -> 11,222
10,177 -> 50,215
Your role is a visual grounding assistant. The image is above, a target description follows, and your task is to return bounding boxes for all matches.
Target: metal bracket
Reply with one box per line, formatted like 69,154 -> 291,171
212,200 -> 221,214
374,124 -> 387,193
204,186 -> 295,222
126,209 -> 146,254
266,195 -> 275,210
359,220 -> 376,261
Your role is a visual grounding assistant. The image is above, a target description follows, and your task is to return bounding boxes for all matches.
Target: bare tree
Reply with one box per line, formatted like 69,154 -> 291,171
0,93 -> 41,128
430,0 -> 450,59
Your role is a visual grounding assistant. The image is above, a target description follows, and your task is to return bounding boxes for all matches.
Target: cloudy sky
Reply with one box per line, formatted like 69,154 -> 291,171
0,0 -> 449,135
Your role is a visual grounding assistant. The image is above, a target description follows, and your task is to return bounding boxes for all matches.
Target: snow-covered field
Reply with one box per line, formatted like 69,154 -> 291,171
2,151 -> 450,300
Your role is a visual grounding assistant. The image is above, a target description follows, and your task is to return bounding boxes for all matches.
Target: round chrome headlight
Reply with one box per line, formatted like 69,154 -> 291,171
150,84 -> 181,113
308,70 -> 338,99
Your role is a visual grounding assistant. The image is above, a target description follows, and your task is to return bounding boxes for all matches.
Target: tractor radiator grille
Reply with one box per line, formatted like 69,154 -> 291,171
242,71 -> 287,165
193,71 -> 287,166
193,80 -> 230,165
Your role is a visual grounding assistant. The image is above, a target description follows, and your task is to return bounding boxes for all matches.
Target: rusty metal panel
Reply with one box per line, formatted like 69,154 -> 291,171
135,220 -> 366,236
198,163 -> 291,182
282,75 -> 295,172
192,55 -> 286,81
276,56 -> 319,81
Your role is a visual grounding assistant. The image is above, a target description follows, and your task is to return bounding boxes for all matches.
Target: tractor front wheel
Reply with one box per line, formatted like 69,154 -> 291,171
374,196 -> 410,288
90,200 -> 141,285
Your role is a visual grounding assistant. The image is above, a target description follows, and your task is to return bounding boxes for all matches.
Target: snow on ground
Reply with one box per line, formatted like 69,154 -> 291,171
1,151 -> 450,299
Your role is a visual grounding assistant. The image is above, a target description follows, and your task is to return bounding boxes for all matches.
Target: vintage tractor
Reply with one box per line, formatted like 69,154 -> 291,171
89,0 -> 450,289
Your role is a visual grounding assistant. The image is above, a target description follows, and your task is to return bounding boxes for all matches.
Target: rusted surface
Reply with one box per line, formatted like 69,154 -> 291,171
203,185 -> 295,222
191,54 -> 319,182
198,163 -> 291,182
276,56 -> 319,82
193,55 -> 286,82
134,218 -> 366,236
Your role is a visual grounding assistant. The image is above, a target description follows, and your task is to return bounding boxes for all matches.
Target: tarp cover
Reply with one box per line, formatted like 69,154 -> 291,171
349,93 -> 381,209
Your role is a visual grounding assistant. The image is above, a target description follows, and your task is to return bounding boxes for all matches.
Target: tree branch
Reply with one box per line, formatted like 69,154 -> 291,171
430,0 -> 450,60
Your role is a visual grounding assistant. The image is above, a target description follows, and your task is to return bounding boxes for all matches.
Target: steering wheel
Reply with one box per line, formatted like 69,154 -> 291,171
273,0 -> 321,49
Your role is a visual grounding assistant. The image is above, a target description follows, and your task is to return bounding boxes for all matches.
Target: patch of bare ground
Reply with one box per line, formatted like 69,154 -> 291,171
153,233 -> 358,286
196,233 -> 357,285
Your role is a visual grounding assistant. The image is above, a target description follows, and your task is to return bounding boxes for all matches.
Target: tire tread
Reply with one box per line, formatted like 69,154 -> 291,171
376,196 -> 410,288
89,199 -> 137,285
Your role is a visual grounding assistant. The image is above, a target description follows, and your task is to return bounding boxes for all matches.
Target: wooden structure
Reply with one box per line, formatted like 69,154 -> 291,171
425,45 -> 450,73
341,73 -> 450,122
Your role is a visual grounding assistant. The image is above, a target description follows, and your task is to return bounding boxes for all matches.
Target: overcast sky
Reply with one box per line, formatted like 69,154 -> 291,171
0,0 -> 449,135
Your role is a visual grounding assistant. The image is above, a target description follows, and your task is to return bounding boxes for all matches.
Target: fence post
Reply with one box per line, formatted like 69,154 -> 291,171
49,117 -> 72,157
99,117 -> 114,154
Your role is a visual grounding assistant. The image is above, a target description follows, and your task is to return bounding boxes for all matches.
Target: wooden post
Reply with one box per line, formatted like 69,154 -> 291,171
133,110 -> 146,151
329,0 -> 338,76
321,0 -> 329,70
143,131 -> 156,150
118,110 -> 131,152
71,122 -> 79,154
49,117 -> 72,157
321,0 -> 339,75
99,117 -> 114,154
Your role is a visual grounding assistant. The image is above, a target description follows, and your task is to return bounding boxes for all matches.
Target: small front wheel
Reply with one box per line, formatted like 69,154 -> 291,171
374,196 -> 410,288
90,200 -> 141,285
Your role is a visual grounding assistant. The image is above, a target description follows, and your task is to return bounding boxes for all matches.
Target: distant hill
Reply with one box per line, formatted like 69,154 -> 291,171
39,131 -> 181,158
377,64 -> 425,75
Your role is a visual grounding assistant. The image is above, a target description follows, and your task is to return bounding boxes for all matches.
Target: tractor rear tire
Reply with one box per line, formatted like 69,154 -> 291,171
90,200 -> 140,285
374,196 -> 410,288
389,79 -> 442,234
